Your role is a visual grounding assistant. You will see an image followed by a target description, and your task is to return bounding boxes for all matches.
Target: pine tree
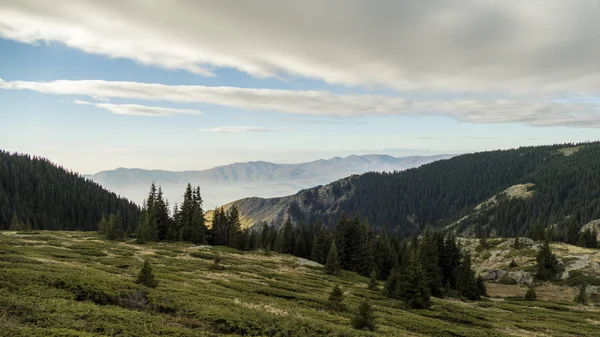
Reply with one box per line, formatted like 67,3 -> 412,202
10,212 -> 22,231
327,285 -> 345,311
524,287 -> 537,301
565,216 -> 580,245
210,207 -> 225,246
135,260 -> 158,288
513,235 -> 521,249
574,283 -> 588,305
325,241 -> 341,275
400,252 -> 431,309
98,214 -> 108,235
384,266 -> 401,299
476,276 -> 487,297
105,213 -> 124,240
282,218 -> 294,254
294,235 -> 306,257
456,252 -> 480,300
535,240 -> 563,280
227,206 -> 242,249
419,227 -> 443,297
351,300 -> 375,331
368,270 -> 378,291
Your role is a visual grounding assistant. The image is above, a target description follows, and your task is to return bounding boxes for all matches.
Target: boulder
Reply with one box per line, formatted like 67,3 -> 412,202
486,269 -> 507,281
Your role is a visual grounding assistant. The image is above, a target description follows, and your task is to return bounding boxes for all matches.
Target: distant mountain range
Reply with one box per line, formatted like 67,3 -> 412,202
85,154 -> 453,208
213,143 -> 600,239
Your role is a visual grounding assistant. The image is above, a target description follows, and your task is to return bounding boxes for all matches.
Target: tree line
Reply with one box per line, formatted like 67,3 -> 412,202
0,150 -> 140,231
282,142 -> 600,242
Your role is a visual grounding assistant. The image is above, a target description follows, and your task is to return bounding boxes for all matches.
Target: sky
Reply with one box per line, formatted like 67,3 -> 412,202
1,0 -> 600,174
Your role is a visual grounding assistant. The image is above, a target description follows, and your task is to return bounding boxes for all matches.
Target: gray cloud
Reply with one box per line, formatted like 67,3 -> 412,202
73,99 -> 202,116
2,1 -> 600,96
1,78 -> 600,127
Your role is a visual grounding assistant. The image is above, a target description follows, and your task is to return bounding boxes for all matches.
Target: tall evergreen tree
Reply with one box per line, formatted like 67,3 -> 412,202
325,241 -> 341,275
294,235 -> 307,258
535,240 -> 563,280
282,217 -> 295,254
456,252 -> 480,300
565,217 -> 580,245
419,227 -> 443,297
227,206 -> 242,249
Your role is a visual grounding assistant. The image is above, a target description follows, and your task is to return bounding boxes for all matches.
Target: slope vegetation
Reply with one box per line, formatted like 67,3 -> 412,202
1,231 -> 599,337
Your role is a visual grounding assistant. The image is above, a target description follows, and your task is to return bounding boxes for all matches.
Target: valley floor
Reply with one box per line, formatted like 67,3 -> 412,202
1,231 -> 599,336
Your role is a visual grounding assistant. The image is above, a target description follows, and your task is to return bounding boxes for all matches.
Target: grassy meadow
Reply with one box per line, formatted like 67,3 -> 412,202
0,231 -> 599,337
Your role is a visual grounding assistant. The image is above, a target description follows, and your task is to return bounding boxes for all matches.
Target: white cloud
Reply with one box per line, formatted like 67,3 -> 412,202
73,99 -> 202,116
2,78 -> 600,127
199,126 -> 289,133
2,1 -> 600,96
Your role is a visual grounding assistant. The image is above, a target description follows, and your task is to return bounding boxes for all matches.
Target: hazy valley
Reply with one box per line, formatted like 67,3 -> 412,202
85,154 -> 451,209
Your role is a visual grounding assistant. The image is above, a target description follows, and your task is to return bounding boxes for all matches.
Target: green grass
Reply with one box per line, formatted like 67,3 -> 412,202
1,231 -> 599,337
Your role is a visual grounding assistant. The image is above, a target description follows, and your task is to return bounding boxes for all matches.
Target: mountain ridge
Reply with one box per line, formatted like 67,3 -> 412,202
86,154 -> 453,208
214,142 -> 600,238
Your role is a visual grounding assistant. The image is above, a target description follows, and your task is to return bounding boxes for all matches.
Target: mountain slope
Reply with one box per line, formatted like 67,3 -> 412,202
219,143 -> 600,237
0,150 -> 140,231
1,231 -> 598,336
86,154 -> 451,208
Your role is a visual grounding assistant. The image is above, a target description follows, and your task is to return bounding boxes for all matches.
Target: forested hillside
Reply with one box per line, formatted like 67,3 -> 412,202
221,142 -> 600,239
0,151 -> 140,231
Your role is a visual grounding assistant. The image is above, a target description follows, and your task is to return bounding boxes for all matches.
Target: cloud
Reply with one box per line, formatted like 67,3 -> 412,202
2,78 -> 600,127
199,126 -> 288,133
73,99 -> 202,116
465,136 -> 497,140
2,1 -> 600,96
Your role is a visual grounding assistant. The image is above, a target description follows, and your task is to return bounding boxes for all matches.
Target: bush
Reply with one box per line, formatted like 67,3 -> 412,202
524,287 -> 537,301
210,255 -> 225,271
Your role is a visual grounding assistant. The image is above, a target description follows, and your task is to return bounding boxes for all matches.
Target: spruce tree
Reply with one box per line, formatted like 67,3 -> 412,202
325,241 -> 341,275
419,227 -> 443,297
98,214 -> 108,236
565,217 -> 580,245
384,266 -> 401,299
400,253 -> 431,309
10,212 -> 22,231
513,235 -> 521,249
456,252 -> 480,300
574,284 -> 588,305
135,260 -> 158,288
351,300 -> 375,331
282,218 -> 294,254
227,206 -> 242,249
535,240 -> 563,280
327,285 -> 345,311
368,270 -> 378,291
294,235 -> 306,257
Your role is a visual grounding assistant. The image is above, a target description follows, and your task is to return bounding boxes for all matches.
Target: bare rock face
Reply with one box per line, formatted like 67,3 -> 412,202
509,270 -> 534,285
486,269 -> 507,281
498,237 -> 535,248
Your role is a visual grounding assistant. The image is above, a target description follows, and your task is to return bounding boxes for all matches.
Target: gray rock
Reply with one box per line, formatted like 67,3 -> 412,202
509,270 -> 533,285
486,269 -> 507,281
